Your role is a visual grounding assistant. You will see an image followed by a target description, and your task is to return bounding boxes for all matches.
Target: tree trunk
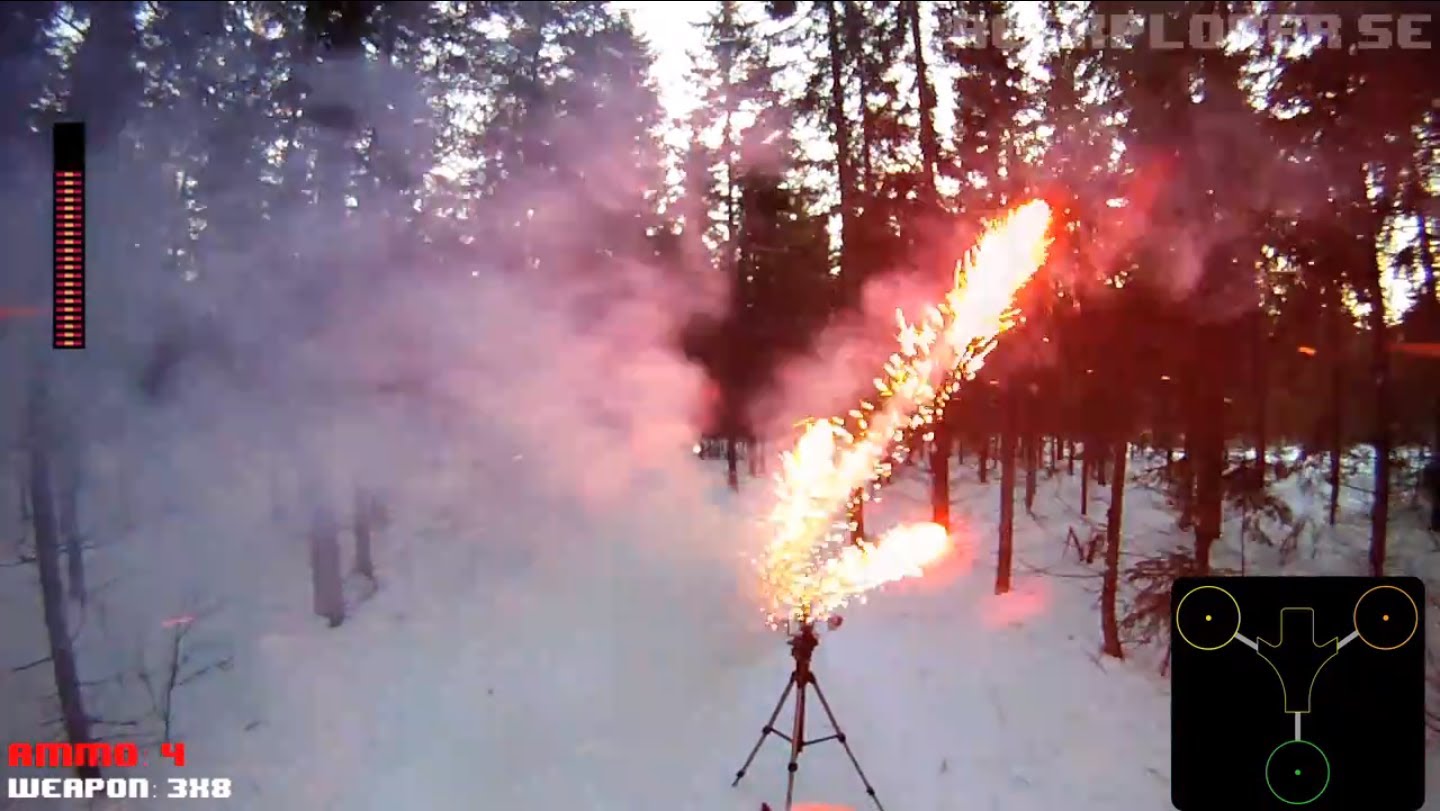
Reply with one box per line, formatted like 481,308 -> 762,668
726,434 -> 739,491
1416,204 -> 1438,498
1423,205 -> 1440,524
1179,375 -> 1197,529
1327,290 -> 1344,527
913,0 -> 945,524
1023,385 -> 1038,512
721,90 -> 738,264
1192,327 -> 1226,575
932,425 -> 951,533
906,0 -> 940,198
309,508 -> 345,628
1067,437 -> 1075,476
353,489 -> 376,583
997,386 -> 1018,595
1431,404 -> 1440,532
1101,437 -> 1128,659
1363,255 -> 1392,578
1419,207 -> 1437,303
57,461 -> 85,606
844,1 -> 873,193
823,0 -> 858,297
1080,444 -> 1090,516
27,385 -> 100,780
1254,315 -> 1269,486
978,433 -> 990,483
17,475 -> 31,549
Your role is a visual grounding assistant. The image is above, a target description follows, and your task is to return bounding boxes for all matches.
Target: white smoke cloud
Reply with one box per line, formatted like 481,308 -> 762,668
0,44 -> 786,770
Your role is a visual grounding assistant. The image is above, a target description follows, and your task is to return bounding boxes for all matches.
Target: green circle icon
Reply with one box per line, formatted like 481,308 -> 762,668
1265,739 -> 1330,805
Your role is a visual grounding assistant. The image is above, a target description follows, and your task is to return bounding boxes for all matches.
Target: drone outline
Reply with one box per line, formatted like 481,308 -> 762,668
1253,607 -> 1340,716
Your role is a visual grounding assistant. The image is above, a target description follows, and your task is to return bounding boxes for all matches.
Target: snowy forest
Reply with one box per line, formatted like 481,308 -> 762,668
1,1 -> 1438,809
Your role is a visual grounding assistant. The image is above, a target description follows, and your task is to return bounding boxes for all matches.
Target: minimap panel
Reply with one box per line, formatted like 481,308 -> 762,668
1171,576 -> 1425,810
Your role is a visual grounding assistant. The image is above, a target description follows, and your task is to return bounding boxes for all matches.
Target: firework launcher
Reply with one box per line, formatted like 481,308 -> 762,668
734,200 -> 1054,811
731,614 -> 884,811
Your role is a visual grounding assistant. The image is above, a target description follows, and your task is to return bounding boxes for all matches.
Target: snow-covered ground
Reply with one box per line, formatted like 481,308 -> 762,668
5,421 -> 1437,809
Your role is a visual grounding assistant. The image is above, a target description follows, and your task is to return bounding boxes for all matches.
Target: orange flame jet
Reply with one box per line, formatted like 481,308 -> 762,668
759,200 -> 1054,626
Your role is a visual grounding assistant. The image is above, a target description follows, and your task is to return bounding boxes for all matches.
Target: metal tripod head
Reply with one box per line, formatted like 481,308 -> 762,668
788,621 -> 820,673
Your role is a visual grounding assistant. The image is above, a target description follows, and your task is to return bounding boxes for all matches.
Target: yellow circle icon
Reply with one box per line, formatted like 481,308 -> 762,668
1176,585 -> 1241,651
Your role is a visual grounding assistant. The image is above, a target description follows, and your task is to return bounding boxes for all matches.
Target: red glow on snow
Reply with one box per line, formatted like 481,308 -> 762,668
981,578 -> 1050,629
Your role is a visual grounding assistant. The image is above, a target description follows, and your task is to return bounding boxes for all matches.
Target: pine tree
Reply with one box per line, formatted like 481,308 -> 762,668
0,2 -> 53,178
429,1 -> 665,280
1269,5 -> 1438,574
26,375 -> 99,780
1092,1 -> 1268,573
67,1 -> 145,152
733,106 -> 834,361
687,1 -> 774,260
938,0 -> 1028,588
938,1 -> 1027,212
904,0 -> 950,535
683,1 -> 780,487
763,0 -> 864,301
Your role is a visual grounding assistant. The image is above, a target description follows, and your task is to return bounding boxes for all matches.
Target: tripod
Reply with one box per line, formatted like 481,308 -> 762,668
731,622 -> 885,811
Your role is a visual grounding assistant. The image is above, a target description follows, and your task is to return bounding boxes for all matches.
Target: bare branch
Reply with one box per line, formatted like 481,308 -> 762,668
10,655 -> 52,673
174,656 -> 233,688
87,718 -> 142,729
131,599 -> 233,743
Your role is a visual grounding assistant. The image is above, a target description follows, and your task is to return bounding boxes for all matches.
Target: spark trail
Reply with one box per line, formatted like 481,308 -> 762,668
760,200 -> 1054,626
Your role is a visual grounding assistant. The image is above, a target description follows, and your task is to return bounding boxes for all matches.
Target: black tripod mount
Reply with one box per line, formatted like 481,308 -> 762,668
730,621 -> 884,811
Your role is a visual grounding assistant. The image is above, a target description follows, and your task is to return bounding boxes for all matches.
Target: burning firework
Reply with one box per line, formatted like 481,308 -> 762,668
759,200 -> 1054,626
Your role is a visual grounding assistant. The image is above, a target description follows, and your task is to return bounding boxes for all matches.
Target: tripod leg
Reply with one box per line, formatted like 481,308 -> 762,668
808,675 -> 885,811
733,675 -> 796,787
784,675 -> 807,811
